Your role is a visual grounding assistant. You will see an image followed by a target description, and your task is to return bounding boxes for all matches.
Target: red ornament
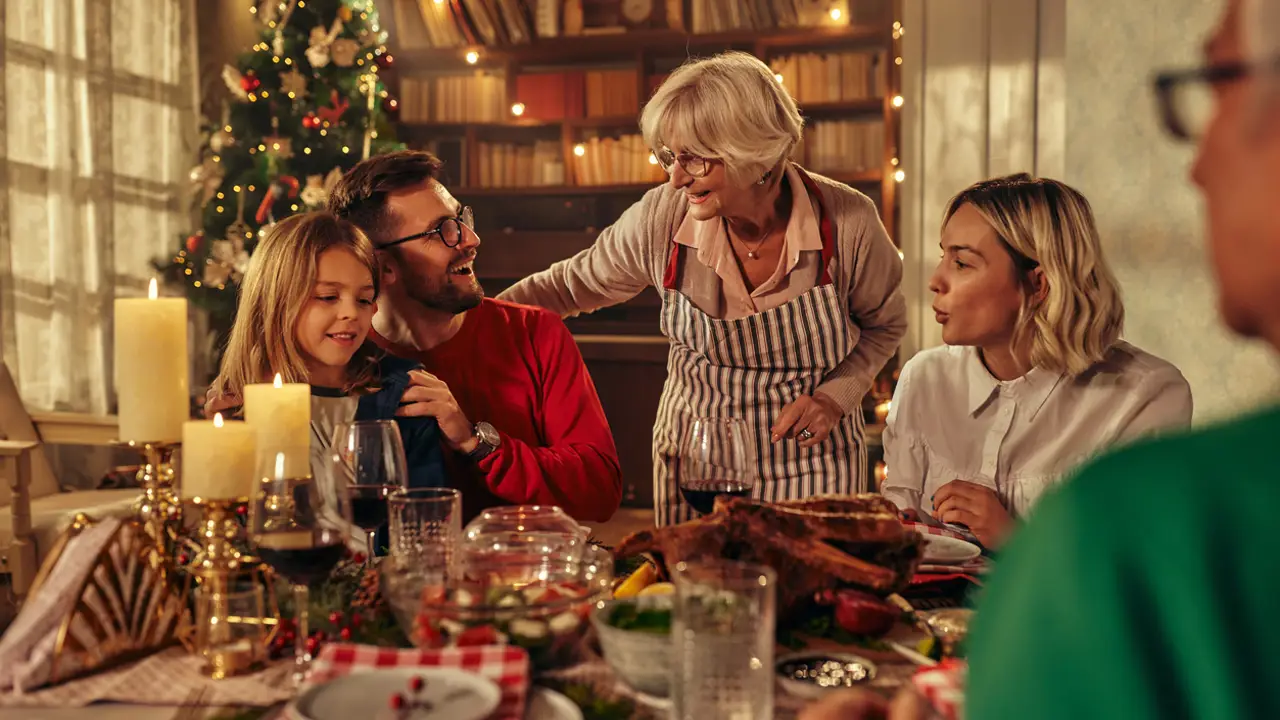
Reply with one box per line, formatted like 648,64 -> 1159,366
375,52 -> 395,69
316,90 -> 350,125
305,636 -> 320,655
302,113 -> 320,129
409,676 -> 424,693
184,233 -> 202,253
241,72 -> 261,93
339,627 -> 352,641
236,503 -> 247,516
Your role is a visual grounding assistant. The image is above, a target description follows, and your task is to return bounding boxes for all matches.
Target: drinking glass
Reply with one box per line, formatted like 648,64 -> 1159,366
671,560 -> 777,720
194,579 -> 268,679
248,450 -> 351,686
388,488 -> 462,566
678,417 -> 756,515
332,420 -> 408,560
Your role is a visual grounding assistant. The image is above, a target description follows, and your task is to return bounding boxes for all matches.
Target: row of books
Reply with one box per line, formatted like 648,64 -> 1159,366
399,74 -> 509,123
795,119 -> 883,173
390,0 -> 890,48
573,135 -> 668,186
773,51 -> 889,104
475,141 -> 566,186
399,70 -> 650,123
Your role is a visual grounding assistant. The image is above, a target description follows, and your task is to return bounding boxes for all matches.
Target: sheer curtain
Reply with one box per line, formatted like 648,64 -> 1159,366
1,0 -> 198,414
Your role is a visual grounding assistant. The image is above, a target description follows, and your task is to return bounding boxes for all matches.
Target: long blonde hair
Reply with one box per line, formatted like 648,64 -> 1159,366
944,174 -> 1125,376
212,212 -> 382,400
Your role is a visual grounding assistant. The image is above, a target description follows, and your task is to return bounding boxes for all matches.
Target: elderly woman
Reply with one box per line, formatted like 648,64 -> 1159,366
881,174 -> 1193,547
499,51 -> 906,526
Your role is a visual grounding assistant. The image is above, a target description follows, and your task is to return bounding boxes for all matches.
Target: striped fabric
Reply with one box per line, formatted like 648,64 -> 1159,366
652,284 -> 867,526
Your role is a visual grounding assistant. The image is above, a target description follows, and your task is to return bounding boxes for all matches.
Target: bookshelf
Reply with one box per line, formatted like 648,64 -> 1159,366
381,0 -> 902,505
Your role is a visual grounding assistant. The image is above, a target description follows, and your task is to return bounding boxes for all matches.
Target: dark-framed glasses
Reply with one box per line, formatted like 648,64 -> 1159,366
654,147 -> 716,178
380,206 -> 475,250
1152,60 -> 1262,141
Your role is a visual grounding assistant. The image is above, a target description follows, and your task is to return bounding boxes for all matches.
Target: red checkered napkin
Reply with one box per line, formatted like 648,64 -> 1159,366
912,658 -> 966,720
303,643 -> 530,719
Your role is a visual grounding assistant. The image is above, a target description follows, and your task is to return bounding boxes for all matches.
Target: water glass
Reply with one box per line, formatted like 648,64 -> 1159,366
194,581 -> 268,680
671,560 -> 777,720
388,488 -> 462,566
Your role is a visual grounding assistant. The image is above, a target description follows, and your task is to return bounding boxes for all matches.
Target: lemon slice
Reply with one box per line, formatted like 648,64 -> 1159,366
638,582 -> 675,597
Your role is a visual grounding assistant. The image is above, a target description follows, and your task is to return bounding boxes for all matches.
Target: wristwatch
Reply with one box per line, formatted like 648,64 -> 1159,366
467,422 -> 501,461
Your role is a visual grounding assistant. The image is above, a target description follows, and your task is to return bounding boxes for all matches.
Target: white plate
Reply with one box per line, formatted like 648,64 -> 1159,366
920,534 -> 981,564
291,667 -> 501,720
526,687 -> 584,720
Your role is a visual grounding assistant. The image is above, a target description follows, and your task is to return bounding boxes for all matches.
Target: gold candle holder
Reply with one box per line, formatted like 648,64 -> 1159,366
121,441 -> 182,568
187,496 -> 251,576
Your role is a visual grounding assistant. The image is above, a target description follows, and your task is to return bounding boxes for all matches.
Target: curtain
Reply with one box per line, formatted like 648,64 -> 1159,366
0,0 -> 199,414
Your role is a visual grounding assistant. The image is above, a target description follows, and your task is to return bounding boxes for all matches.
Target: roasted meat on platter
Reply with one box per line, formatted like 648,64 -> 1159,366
614,495 -> 922,618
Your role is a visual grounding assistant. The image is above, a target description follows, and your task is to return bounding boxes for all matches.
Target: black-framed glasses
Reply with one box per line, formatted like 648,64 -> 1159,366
380,206 -> 475,249
1153,60 -> 1258,141
654,147 -> 716,178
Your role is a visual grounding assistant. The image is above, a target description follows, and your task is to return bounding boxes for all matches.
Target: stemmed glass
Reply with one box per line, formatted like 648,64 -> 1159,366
331,420 -> 408,561
248,450 -> 352,686
678,417 -> 756,516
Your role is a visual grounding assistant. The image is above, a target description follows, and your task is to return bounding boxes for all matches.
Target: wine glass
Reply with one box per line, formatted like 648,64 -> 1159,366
678,417 -> 756,516
248,449 -> 352,686
331,420 -> 408,561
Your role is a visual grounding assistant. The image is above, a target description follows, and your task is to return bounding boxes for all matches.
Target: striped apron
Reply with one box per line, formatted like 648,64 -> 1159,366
651,170 -> 867,527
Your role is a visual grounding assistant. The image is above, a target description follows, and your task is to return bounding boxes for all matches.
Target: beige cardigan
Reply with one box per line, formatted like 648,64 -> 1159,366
497,166 -> 908,414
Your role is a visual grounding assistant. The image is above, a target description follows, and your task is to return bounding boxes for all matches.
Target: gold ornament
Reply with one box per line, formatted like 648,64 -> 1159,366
279,67 -> 308,99
300,174 -> 327,208
330,38 -> 360,67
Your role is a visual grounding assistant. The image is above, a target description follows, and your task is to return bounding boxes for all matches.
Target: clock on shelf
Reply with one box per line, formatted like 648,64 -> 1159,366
579,0 -> 675,30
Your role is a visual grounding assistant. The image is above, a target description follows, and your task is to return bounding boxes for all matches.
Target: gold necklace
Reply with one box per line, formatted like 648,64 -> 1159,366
728,221 -> 773,260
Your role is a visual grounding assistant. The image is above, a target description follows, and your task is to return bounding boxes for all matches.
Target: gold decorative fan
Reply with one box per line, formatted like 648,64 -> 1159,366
27,514 -> 190,684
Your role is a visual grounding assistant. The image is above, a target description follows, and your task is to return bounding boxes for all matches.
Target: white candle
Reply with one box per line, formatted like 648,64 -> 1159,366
243,373 -> 310,476
182,413 -> 256,500
114,278 -> 189,443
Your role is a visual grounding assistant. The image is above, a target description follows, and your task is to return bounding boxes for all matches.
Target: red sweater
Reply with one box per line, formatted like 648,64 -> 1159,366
372,299 -> 622,523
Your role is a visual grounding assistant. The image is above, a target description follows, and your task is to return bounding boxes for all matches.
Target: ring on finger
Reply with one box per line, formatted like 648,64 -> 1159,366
799,429 -> 815,440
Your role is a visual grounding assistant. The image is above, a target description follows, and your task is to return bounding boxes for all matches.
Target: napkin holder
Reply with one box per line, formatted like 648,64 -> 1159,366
2,513 -> 189,690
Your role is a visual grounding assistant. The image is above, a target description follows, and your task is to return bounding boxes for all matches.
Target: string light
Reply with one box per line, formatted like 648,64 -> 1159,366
829,7 -> 842,20
648,153 -> 658,165
273,56 -> 280,64
371,130 -> 379,138
212,155 -> 221,163
233,185 -> 241,192
248,185 -> 256,191
891,157 -> 899,166
248,94 -> 257,102
216,205 -> 225,213
573,144 -> 586,156
194,281 -> 202,288
774,73 -> 783,83
288,92 -> 296,99
250,5 -> 257,12
258,144 -> 266,151
511,102 -> 525,116
895,57 -> 903,65
304,147 -> 312,154
223,124 -> 232,132
894,169 -> 905,182
216,192 -> 225,199
261,90 -> 269,97
357,59 -> 365,66
184,268 -> 192,275
342,145 -> 351,153
291,204 -> 299,211
319,129 -> 328,136
892,95 -> 904,108
465,51 -> 479,64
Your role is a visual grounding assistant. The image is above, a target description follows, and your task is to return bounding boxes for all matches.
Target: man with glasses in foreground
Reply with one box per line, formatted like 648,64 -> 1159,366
963,0 -> 1280,716
327,150 -> 623,523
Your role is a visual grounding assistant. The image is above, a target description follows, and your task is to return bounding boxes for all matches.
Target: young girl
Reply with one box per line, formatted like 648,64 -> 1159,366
210,211 -> 446,491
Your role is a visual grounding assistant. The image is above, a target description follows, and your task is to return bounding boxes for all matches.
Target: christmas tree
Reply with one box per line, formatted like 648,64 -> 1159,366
159,0 -> 403,348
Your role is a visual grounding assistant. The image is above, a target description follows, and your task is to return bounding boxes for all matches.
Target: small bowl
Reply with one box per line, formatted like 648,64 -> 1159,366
775,651 -> 878,700
590,596 -> 672,698
922,608 -> 973,658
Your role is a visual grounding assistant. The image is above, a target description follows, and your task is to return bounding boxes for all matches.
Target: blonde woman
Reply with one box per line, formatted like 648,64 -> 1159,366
500,51 -> 907,526
881,174 -> 1192,548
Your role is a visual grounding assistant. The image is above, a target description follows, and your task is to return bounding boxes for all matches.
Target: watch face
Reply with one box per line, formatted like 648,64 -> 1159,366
476,422 -> 500,447
622,0 -> 654,24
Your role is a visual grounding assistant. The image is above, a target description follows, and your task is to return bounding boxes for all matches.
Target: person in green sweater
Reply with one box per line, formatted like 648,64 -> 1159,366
967,0 -> 1280,717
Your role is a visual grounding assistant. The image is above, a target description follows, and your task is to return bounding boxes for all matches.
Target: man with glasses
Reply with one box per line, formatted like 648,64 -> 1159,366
960,1 -> 1280,718
326,150 -> 623,523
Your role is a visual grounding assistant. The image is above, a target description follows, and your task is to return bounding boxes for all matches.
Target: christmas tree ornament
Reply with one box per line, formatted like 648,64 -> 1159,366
330,38 -> 360,67
222,65 -> 249,101
188,156 -> 225,204
306,19 -> 344,69
254,176 -> 300,224
317,90 -> 350,125
241,72 -> 262,93
185,233 -> 203,253
224,191 -> 253,248
257,0 -> 280,24
300,174 -> 328,208
279,67 -> 308,99
302,112 -> 321,129
263,135 -> 294,160
271,0 -> 299,57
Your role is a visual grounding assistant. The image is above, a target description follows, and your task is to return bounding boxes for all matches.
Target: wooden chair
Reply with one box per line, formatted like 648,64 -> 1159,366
0,364 -> 139,603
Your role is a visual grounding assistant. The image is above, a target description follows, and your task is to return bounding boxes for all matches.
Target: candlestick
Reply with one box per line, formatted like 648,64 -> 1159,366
123,441 -> 182,568
114,279 -> 189,443
188,496 -> 250,575
182,413 -> 256,500
243,374 -> 310,475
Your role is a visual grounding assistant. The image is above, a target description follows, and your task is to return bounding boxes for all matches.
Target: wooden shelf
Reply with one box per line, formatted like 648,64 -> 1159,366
397,25 -> 888,70
456,183 -> 660,197
399,116 -> 640,133
801,99 -> 885,117
822,169 -> 883,185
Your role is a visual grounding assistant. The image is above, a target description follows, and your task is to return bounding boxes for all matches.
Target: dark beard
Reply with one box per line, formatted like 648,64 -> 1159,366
408,272 -> 485,315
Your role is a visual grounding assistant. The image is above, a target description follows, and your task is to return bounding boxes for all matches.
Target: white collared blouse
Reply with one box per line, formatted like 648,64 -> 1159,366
881,341 -> 1192,520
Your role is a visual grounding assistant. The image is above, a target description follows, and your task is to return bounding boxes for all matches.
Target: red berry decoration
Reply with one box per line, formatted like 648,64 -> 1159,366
339,627 -> 352,641
241,72 -> 261,93
302,113 -> 320,129
305,636 -> 320,655
409,676 -> 424,693
184,234 -> 201,253
389,694 -> 405,710
329,611 -> 342,625
351,552 -> 366,565
236,504 -> 247,516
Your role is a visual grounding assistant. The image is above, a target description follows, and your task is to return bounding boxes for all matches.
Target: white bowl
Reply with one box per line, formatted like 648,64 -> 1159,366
590,596 -> 672,698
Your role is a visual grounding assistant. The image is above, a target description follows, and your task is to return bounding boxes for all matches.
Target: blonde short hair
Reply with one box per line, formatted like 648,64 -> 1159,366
212,212 -> 382,400
944,174 -> 1125,376
640,51 -> 803,187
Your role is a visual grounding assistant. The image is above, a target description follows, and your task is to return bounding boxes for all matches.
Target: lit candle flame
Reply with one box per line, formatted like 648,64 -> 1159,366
213,412 -> 224,428
273,373 -> 283,388
274,451 -> 285,480
148,278 -> 158,300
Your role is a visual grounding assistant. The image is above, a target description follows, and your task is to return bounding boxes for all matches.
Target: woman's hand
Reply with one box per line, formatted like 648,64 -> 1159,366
932,479 -> 1013,547
771,392 -> 843,449
203,388 -> 241,418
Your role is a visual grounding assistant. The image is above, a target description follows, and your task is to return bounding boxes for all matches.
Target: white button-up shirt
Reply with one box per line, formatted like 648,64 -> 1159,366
881,341 -> 1192,521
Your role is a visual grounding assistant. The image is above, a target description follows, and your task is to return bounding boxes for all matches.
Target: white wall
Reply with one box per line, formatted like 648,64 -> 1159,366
898,0 -> 1280,422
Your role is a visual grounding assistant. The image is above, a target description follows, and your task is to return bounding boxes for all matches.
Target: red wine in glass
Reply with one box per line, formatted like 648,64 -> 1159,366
680,479 -> 753,515
256,542 -> 347,586
347,485 -> 394,532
